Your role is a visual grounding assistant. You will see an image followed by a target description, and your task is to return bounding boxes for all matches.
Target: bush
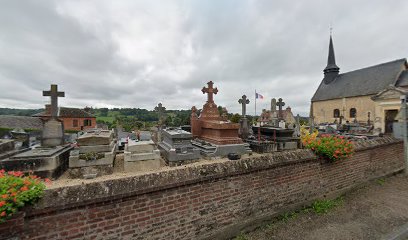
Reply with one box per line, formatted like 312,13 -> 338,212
0,170 -> 49,222
303,134 -> 354,162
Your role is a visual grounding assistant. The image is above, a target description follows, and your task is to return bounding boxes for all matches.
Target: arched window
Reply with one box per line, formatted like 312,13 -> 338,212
333,109 -> 340,118
350,108 -> 357,118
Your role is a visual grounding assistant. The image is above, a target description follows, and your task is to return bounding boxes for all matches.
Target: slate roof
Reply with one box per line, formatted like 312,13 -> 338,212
0,116 -> 43,130
311,58 -> 407,102
33,107 -> 95,118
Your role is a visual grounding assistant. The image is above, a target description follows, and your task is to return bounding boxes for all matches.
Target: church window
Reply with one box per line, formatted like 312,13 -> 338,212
333,109 -> 340,118
73,119 -> 78,127
84,119 -> 92,126
350,108 -> 357,118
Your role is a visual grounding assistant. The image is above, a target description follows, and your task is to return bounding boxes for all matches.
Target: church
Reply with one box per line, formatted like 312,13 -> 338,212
311,36 -> 408,133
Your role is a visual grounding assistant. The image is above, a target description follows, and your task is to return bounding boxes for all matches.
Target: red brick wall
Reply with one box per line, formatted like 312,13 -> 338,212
62,117 -> 96,131
0,138 -> 404,240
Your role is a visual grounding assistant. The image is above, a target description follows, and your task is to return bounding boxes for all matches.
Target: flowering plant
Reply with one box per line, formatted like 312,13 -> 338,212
302,134 -> 354,162
0,170 -> 50,223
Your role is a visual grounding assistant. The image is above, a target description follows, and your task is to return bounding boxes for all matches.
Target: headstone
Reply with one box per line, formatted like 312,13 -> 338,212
277,98 -> 285,120
190,81 -> 251,157
124,140 -> 161,172
0,84 -> 71,179
42,84 -> 65,147
154,103 -> 166,142
68,129 -> 116,178
238,95 -> 250,139
158,128 -> 200,166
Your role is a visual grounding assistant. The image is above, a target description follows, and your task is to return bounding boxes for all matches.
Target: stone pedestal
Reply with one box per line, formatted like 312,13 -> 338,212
124,140 -> 161,172
251,126 -> 300,151
0,145 -> 72,179
42,119 -> 64,147
68,129 -> 116,178
158,129 -> 200,165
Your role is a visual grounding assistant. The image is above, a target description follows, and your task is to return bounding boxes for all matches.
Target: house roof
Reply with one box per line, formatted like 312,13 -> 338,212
33,107 -> 95,118
311,58 -> 407,102
0,115 -> 43,130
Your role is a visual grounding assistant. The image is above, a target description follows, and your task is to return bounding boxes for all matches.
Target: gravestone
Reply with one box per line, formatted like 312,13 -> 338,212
190,81 -> 251,157
68,129 -> 116,178
124,140 -> 162,172
0,84 -> 72,179
158,128 -> 200,166
238,95 -> 250,139
42,84 -> 65,147
277,98 -> 285,121
154,103 -> 166,142
270,98 -> 279,126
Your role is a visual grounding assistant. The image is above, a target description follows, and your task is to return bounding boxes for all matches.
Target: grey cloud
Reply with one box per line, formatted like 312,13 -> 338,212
1,0 -> 408,116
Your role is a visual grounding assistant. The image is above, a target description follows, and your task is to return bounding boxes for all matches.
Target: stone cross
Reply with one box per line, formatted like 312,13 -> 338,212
271,98 -> 277,112
238,95 -> 250,117
43,84 -> 65,119
277,98 -> 285,120
201,81 -> 218,103
155,103 -> 166,125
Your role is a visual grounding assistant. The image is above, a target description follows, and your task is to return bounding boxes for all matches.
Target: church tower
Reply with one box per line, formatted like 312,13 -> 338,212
323,35 -> 340,84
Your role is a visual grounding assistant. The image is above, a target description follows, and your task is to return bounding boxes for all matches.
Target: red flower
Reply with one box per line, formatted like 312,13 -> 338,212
1,194 -> 7,199
0,201 -> 6,207
20,186 -> 29,191
0,211 -> 6,217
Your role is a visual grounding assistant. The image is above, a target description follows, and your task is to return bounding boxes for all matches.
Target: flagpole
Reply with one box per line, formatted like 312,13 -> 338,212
254,89 -> 257,120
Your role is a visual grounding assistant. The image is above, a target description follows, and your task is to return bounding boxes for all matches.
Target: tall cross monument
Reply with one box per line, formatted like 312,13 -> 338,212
43,84 -> 65,119
41,84 -> 65,147
155,103 -> 166,126
277,98 -> 285,120
238,95 -> 250,118
238,95 -> 250,139
201,81 -> 218,103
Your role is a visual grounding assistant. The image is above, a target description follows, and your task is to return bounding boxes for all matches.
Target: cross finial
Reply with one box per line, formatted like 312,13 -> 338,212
43,84 -> 65,119
330,23 -> 333,36
238,95 -> 250,117
201,81 -> 218,103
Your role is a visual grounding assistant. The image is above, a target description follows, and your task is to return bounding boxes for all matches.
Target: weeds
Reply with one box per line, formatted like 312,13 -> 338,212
311,197 -> 343,214
234,232 -> 249,240
376,178 -> 385,186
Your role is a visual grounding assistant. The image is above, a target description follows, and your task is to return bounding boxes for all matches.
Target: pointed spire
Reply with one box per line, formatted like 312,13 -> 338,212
323,34 -> 340,84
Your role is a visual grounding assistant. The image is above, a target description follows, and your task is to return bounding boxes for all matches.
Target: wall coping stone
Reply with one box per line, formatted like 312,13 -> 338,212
26,136 -> 401,216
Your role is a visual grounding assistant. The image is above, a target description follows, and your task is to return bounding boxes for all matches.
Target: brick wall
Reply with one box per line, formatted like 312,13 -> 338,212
0,137 -> 404,240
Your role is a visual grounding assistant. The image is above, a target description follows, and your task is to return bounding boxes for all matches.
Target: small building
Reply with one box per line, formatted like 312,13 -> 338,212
33,105 -> 96,131
311,35 -> 408,133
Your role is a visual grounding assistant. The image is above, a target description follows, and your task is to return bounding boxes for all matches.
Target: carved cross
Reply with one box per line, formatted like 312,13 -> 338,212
155,103 -> 166,125
201,81 -> 218,103
238,95 -> 250,117
277,98 -> 285,119
43,84 -> 65,119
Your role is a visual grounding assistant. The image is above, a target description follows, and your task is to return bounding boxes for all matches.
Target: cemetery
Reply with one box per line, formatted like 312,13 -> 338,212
0,81 -> 407,239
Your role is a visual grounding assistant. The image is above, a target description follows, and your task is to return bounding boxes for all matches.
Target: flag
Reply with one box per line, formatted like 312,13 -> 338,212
255,92 -> 264,99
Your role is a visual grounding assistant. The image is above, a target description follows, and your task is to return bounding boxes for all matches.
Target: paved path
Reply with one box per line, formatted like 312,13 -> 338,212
239,174 -> 408,240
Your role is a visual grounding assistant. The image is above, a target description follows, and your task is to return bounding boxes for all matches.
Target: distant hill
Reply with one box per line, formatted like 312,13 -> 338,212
0,108 -> 43,116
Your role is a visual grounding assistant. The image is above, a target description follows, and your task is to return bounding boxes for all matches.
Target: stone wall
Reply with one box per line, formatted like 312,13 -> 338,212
0,137 -> 404,240
312,95 -> 376,124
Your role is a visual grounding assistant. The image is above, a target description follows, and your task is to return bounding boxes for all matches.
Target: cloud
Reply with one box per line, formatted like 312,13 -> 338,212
0,0 -> 407,116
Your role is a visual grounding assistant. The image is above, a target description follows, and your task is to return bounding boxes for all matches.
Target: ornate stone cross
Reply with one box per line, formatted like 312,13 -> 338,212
155,103 -> 166,125
43,84 -> 64,119
277,98 -> 285,120
238,95 -> 250,117
201,81 -> 218,103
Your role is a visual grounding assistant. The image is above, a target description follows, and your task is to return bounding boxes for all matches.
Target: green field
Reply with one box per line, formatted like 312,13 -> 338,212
96,116 -> 115,123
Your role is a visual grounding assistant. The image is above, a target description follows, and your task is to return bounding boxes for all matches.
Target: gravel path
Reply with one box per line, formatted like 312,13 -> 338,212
239,173 -> 408,240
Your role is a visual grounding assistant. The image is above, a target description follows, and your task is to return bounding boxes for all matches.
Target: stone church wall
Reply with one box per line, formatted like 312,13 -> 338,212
0,138 -> 404,240
312,95 -> 375,124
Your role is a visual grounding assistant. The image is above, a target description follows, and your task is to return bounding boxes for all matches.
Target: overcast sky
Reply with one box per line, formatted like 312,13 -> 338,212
0,1 -> 407,116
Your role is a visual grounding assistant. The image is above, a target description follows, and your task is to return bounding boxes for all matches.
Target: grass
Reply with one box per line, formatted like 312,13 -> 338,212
96,116 -> 115,123
376,178 -> 385,186
311,197 -> 344,214
234,232 -> 249,240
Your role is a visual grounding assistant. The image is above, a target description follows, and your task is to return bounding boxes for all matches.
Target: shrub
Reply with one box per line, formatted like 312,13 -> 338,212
0,170 -> 49,223
303,134 -> 354,162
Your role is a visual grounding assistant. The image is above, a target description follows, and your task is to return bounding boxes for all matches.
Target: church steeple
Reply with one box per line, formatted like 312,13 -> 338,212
323,35 -> 340,84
